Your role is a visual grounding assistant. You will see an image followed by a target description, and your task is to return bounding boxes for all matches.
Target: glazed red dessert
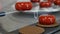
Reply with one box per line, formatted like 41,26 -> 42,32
31,0 -> 40,3
15,2 -> 33,11
39,14 -> 56,25
40,2 -> 52,8
54,0 -> 60,6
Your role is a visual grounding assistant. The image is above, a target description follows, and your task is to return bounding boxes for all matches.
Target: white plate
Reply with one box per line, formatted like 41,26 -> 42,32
3,0 -> 60,15
12,3 -> 60,13
12,0 -> 60,13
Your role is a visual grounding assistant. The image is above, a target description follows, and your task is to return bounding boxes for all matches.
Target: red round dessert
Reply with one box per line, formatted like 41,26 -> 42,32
15,2 -> 33,11
31,0 -> 40,2
39,14 -> 56,25
40,2 -> 52,8
54,0 -> 60,6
